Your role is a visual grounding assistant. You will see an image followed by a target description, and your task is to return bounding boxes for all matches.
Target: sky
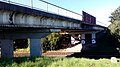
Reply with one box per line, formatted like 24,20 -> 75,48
4,0 -> 120,27
43,0 -> 120,27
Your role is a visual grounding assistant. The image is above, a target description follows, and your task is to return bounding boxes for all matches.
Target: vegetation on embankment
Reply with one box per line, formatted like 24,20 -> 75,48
109,6 -> 120,42
84,6 -> 120,56
0,57 -> 120,67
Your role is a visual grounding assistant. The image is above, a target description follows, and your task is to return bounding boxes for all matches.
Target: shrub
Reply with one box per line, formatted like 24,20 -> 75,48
41,33 -> 71,51
41,33 -> 62,51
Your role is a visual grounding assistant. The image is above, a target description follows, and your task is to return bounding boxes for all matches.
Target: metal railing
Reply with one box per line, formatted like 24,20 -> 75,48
0,0 -> 82,20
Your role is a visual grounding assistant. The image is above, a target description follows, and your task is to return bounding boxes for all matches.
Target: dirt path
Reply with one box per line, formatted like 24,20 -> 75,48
43,44 -> 82,57
62,43 -> 82,52
0,44 -> 82,57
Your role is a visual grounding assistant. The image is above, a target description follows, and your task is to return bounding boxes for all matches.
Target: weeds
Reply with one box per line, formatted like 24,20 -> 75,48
0,57 -> 120,67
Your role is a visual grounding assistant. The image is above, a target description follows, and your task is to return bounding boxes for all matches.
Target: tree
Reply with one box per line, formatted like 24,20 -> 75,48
109,6 -> 120,42
109,6 -> 120,23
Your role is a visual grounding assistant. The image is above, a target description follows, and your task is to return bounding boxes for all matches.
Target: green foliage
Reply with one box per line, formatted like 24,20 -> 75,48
48,33 -> 61,50
41,33 -> 62,51
0,57 -> 120,67
109,6 -> 120,23
109,6 -> 120,42
41,33 -> 71,52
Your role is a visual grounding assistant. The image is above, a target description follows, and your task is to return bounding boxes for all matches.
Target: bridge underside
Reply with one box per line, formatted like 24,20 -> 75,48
61,29 -> 97,47
0,27 -> 98,58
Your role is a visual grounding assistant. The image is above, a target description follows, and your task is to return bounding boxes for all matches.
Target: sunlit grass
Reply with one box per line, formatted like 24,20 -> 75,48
0,57 -> 120,67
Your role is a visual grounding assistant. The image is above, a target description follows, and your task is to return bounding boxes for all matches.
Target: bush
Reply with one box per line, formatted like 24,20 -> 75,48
41,33 -> 71,52
41,33 -> 62,51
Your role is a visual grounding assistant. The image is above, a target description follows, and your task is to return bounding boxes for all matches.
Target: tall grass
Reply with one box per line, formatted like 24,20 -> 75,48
0,57 -> 120,67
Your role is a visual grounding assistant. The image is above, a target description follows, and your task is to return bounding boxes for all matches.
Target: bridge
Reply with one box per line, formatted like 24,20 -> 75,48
0,0 -> 105,57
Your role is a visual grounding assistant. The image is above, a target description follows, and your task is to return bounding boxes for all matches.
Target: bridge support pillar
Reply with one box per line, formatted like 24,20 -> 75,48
81,34 -> 85,45
1,39 -> 13,58
91,33 -> 96,45
30,39 -> 42,57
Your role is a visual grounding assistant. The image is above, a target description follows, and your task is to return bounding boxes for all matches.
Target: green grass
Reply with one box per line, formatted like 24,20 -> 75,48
0,57 -> 120,67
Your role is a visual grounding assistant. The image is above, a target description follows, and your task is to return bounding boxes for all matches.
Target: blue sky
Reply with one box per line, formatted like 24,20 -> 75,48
44,0 -> 120,26
4,0 -> 120,26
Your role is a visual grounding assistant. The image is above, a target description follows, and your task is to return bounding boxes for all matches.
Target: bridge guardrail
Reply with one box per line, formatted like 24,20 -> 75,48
0,0 -> 82,20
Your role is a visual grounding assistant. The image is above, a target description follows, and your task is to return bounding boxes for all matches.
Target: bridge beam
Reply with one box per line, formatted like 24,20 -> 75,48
1,39 -> 13,58
0,10 -> 81,29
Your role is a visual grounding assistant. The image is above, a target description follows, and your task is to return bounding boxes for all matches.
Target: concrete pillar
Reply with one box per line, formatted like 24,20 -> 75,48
30,39 -> 42,57
91,33 -> 96,44
1,39 -> 13,58
81,34 -> 85,45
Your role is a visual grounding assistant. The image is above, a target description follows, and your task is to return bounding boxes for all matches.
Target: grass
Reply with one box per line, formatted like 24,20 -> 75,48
0,57 -> 120,67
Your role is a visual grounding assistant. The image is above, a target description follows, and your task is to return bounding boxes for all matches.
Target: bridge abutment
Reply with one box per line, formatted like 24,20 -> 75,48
81,32 -> 96,45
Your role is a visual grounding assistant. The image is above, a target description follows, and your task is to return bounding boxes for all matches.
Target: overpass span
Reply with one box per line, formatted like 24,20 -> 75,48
0,0 -> 104,30
0,0 -> 106,58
